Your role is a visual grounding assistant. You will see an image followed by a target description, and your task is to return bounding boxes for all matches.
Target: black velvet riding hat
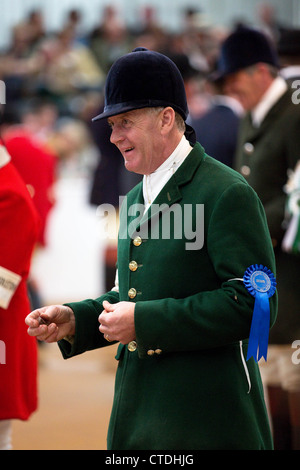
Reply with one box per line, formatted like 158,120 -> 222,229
92,47 -> 189,122
212,26 -> 279,81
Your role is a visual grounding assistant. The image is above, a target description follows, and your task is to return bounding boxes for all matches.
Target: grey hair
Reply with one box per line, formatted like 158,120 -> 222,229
149,106 -> 186,132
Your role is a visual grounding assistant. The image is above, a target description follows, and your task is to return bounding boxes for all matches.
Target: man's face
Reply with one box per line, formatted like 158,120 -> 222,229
108,108 -> 165,175
225,67 -> 266,111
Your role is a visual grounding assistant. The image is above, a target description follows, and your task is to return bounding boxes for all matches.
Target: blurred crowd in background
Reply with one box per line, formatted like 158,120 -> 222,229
0,2 -> 299,302
1,1 -> 300,452
0,3 -> 294,190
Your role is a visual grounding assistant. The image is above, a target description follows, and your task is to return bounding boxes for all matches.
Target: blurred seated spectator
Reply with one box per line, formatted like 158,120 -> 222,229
36,27 -> 104,99
257,2 -> 284,42
168,52 -> 211,122
62,8 -> 86,43
46,117 -> 98,178
0,20 -> 45,105
89,6 -> 132,72
20,98 -> 58,144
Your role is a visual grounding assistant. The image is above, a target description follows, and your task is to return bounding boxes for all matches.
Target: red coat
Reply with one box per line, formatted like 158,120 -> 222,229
0,146 -> 40,420
4,128 -> 56,246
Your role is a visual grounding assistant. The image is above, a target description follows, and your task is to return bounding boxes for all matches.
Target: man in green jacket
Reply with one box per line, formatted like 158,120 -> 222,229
26,48 -> 277,450
215,26 -> 300,450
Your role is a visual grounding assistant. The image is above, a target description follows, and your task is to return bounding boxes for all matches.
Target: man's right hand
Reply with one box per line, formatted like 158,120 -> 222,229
25,305 -> 75,343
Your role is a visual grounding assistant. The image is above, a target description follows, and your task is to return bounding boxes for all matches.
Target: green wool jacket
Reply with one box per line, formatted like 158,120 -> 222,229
59,143 -> 277,450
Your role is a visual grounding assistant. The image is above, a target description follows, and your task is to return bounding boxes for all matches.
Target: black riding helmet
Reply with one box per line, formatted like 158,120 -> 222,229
92,47 -> 196,142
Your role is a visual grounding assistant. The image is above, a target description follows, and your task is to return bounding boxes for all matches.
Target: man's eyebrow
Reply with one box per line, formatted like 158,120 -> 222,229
107,111 -> 135,125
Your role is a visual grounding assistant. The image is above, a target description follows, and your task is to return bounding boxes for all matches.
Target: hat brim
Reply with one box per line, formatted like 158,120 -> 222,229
92,104 -> 196,144
92,99 -> 188,122
92,104 -> 140,121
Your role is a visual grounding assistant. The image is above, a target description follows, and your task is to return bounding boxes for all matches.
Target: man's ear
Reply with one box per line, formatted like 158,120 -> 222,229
160,107 -> 175,134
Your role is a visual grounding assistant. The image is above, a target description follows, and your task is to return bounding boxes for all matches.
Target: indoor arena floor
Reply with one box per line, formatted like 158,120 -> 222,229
12,342 -> 118,450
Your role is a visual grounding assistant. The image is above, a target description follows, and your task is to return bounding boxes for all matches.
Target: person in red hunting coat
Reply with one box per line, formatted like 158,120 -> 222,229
3,126 -> 56,247
0,142 -> 40,450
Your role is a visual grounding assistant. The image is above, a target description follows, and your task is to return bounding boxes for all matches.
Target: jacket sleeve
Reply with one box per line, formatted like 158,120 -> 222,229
58,290 -> 120,358
134,182 -> 278,358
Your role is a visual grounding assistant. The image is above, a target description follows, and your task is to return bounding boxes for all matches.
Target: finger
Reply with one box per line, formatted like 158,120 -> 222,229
34,321 -> 58,341
39,316 -> 50,325
42,323 -> 60,343
26,307 -> 55,337
25,309 -> 43,327
102,300 -> 115,312
98,321 -> 107,334
27,322 -> 50,338
99,324 -> 115,343
98,321 -> 114,339
98,309 -> 111,326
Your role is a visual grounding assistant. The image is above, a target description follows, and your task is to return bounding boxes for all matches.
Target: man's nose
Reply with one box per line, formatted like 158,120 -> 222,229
110,125 -> 123,145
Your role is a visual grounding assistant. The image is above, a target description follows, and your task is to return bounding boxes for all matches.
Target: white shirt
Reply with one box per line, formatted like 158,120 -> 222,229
112,135 -> 193,292
251,76 -> 288,127
142,135 -> 192,213
280,66 -> 300,81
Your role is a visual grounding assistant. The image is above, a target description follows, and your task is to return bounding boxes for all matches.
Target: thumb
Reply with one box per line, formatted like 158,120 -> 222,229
102,300 -> 115,312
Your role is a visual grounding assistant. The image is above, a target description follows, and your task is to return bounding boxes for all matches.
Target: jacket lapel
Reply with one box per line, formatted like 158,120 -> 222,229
134,143 -> 205,233
243,90 -> 291,142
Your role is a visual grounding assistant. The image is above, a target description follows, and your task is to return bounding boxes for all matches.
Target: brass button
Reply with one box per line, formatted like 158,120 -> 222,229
241,165 -> 251,176
155,349 -> 162,355
129,260 -> 138,272
133,236 -> 142,247
243,142 -> 254,154
147,349 -> 155,356
128,341 -> 137,352
128,288 -> 137,299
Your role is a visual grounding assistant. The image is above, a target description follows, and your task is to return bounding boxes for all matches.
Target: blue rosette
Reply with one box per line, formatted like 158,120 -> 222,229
243,264 -> 276,362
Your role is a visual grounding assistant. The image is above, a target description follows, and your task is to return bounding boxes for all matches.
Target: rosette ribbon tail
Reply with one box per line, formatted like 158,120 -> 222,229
243,264 -> 276,363
246,291 -> 270,362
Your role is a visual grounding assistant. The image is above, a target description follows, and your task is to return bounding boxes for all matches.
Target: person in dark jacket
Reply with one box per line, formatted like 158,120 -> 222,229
26,47 -> 277,450
216,26 -> 300,450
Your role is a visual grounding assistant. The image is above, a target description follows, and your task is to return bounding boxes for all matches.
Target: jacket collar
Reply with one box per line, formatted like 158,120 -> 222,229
244,88 -> 292,140
127,142 -> 205,236
251,76 -> 288,127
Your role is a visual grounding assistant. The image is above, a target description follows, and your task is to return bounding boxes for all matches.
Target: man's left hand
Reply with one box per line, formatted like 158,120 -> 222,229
99,300 -> 136,344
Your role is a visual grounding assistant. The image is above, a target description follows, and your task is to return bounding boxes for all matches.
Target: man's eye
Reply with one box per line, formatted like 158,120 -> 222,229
122,119 -> 131,127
